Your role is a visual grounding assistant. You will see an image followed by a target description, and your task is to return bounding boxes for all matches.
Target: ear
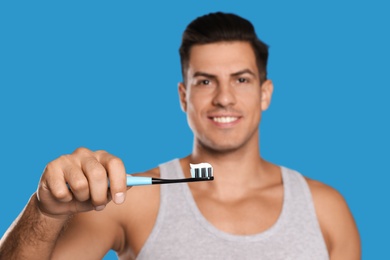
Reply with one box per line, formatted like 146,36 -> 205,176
260,80 -> 274,111
178,82 -> 187,112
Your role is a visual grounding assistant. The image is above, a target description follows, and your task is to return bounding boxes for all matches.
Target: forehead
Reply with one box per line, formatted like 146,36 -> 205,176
187,41 -> 258,76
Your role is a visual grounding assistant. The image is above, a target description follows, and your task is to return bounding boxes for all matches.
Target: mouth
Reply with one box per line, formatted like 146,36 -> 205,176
211,116 -> 239,123
207,114 -> 242,128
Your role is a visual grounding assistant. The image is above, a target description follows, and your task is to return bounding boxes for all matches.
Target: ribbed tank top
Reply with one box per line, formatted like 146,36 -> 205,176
136,159 -> 329,260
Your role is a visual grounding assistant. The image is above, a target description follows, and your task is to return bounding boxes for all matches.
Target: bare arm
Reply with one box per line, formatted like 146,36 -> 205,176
0,194 -> 69,259
308,179 -> 361,260
0,148 -> 128,259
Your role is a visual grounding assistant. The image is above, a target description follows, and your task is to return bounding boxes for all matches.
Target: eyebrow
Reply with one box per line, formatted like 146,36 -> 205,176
231,69 -> 256,77
192,69 -> 256,79
193,71 -> 217,79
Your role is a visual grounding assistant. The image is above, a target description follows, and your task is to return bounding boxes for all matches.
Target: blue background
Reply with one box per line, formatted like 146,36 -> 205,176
1,1 -> 389,259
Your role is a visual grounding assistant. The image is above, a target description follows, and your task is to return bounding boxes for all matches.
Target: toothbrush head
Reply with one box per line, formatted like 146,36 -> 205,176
148,162 -> 214,185
190,163 -> 213,179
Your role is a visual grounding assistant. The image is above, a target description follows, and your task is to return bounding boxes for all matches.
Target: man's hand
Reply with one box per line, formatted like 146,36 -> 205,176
36,147 -> 128,217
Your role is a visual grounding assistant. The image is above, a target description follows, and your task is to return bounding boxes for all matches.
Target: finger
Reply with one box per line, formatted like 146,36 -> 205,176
68,191 -> 112,212
97,151 -> 127,205
82,156 -> 108,208
44,158 -> 73,203
63,163 -> 90,202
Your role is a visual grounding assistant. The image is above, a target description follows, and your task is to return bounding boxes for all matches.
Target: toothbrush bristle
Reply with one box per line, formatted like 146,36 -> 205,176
208,167 -> 213,177
194,167 -> 213,178
190,163 -> 213,179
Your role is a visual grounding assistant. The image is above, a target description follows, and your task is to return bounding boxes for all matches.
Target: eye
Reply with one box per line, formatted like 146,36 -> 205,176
237,77 -> 248,83
196,79 -> 211,86
201,79 -> 210,85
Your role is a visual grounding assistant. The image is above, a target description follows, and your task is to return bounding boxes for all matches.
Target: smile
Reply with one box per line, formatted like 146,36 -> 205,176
212,117 -> 239,123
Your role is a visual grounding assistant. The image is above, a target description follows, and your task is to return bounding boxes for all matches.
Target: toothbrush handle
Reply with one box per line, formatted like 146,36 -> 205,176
68,176 -> 153,189
125,176 -> 153,186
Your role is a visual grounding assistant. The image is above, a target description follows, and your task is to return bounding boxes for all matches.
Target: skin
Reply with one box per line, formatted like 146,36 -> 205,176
0,42 -> 361,259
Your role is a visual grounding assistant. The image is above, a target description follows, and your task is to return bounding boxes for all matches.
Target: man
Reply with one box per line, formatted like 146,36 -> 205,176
0,12 -> 360,259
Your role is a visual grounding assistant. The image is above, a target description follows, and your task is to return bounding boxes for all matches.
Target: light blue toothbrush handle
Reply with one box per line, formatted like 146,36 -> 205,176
125,176 -> 153,186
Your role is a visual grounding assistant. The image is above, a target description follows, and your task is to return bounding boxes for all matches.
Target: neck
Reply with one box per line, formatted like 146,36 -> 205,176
182,135 -> 281,200
188,136 -> 269,187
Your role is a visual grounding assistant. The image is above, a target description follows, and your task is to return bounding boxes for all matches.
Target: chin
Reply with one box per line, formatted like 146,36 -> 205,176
198,139 -> 244,154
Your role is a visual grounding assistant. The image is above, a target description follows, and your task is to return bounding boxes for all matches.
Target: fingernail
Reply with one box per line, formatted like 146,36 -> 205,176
95,205 -> 106,211
115,192 -> 125,204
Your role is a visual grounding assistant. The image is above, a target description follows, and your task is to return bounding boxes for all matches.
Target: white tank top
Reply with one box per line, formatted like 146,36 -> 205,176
136,159 -> 329,259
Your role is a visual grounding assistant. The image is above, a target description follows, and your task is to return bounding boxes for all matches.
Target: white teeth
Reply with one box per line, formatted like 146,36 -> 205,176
212,117 -> 238,123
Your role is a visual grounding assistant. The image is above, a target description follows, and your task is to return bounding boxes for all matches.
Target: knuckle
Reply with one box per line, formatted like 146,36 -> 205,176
95,149 -> 108,156
107,157 -> 124,170
73,147 -> 91,155
87,164 -> 107,181
71,179 -> 89,191
86,157 -> 101,167
52,188 -> 70,201
45,161 -> 57,173
46,154 -> 70,171
57,154 -> 73,164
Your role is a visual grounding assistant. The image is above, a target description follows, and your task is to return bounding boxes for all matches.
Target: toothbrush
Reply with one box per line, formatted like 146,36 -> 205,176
67,163 -> 214,189
123,162 -> 214,186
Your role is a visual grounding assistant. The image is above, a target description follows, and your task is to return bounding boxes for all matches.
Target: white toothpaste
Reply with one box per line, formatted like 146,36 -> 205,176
190,162 -> 213,178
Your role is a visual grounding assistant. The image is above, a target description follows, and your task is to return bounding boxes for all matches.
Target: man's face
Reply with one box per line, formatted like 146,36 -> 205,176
179,41 -> 273,153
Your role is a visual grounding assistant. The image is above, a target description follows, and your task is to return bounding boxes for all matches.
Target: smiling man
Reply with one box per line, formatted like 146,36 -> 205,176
0,12 -> 360,259
179,41 -> 270,153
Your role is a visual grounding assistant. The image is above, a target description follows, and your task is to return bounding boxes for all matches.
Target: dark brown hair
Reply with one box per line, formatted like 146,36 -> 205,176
179,12 -> 269,84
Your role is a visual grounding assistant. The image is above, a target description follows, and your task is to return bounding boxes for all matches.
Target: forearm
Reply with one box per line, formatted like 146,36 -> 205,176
0,193 -> 70,259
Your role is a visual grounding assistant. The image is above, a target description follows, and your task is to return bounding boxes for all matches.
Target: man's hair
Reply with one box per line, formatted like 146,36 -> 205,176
179,12 -> 269,84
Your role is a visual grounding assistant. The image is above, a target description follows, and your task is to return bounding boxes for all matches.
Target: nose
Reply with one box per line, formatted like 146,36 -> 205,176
212,83 -> 236,108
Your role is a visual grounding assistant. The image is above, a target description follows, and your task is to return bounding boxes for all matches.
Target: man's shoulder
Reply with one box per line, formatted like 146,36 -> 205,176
303,177 -> 359,253
279,165 -> 345,204
303,176 -> 350,221
304,177 -> 345,205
